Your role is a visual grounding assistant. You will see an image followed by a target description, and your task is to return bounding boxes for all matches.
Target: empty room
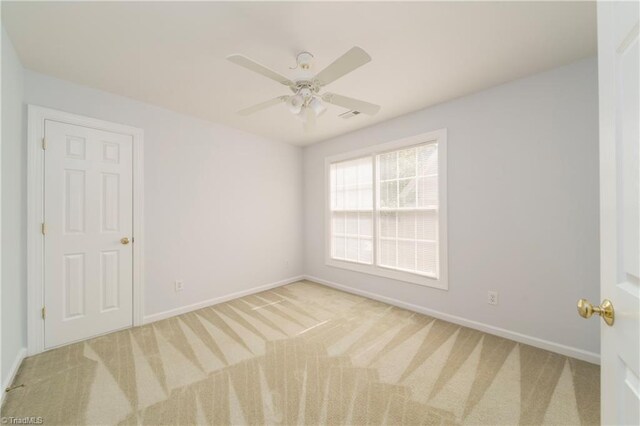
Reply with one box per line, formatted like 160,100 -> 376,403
1,1 -> 638,425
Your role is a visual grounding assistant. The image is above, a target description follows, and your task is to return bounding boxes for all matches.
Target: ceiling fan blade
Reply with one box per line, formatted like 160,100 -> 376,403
314,47 -> 371,86
238,96 -> 287,116
322,92 -> 381,115
227,54 -> 294,87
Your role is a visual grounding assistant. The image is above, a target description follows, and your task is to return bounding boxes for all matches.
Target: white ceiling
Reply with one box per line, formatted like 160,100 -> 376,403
2,1 -> 596,146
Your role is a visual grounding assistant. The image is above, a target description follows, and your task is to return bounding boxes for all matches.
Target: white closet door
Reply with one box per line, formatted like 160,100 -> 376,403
44,120 -> 133,349
597,1 -> 640,423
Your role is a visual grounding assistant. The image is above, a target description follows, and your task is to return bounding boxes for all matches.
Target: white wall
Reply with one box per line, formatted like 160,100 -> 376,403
22,71 -> 304,320
1,28 -> 27,387
303,57 -> 600,357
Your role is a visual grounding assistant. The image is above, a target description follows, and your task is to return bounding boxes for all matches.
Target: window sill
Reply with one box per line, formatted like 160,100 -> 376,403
325,258 -> 448,290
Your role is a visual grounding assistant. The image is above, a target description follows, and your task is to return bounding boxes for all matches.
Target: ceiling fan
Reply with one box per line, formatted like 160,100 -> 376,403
227,47 -> 380,132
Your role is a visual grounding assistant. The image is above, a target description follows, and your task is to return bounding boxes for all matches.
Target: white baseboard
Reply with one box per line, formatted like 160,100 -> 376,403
1,347 -> 27,405
304,275 -> 600,365
143,275 -> 305,324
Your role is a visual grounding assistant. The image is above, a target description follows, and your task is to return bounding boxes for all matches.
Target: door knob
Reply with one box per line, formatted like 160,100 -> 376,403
577,298 -> 614,326
120,237 -> 130,245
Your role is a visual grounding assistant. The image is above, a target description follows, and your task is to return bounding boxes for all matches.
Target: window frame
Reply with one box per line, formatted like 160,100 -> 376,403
324,129 -> 448,290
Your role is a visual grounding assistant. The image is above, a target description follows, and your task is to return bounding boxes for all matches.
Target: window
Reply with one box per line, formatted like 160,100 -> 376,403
329,157 -> 373,264
377,144 -> 439,276
326,130 -> 447,289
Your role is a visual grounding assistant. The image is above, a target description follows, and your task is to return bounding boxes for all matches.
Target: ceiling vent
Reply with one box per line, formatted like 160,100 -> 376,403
339,110 -> 361,119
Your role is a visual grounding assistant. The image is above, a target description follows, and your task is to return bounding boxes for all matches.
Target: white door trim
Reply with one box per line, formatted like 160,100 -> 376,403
27,105 -> 144,355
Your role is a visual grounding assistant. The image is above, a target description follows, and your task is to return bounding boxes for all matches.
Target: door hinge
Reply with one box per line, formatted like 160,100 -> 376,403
42,137 -> 47,150
41,307 -> 46,320
41,223 -> 47,235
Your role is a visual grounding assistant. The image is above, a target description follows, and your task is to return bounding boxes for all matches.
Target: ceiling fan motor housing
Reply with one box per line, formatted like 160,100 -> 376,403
299,88 -> 312,99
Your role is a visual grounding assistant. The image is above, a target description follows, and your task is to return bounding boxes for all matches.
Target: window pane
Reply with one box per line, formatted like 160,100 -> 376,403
331,156 -> 373,212
334,182 -> 344,209
345,212 -> 358,235
417,241 -> 437,275
336,161 -> 345,185
359,185 -> 373,210
346,187 -> 358,210
344,163 -> 357,186
380,181 -> 398,208
359,212 -> 373,237
336,162 -> 345,209
379,239 -> 396,268
416,211 -> 437,241
418,144 -> 438,176
398,148 -> 416,178
333,236 -> 345,259
359,238 -> 373,264
417,176 -> 438,207
379,212 -> 396,238
398,212 -> 416,239
398,178 -> 416,208
398,240 -> 416,270
332,212 -> 345,235
379,151 -> 397,181
346,237 -> 359,261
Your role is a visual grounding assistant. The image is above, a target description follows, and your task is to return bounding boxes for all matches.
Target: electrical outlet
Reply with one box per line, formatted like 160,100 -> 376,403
488,291 -> 498,305
175,280 -> 184,292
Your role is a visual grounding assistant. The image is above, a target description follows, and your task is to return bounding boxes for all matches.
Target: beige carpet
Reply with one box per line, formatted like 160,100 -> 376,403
2,280 -> 599,425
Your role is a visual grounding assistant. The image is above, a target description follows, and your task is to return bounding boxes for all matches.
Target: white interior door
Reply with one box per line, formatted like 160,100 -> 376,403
597,1 -> 640,424
44,120 -> 134,349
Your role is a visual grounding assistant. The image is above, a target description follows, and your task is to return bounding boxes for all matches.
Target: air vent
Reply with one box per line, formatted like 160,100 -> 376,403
339,110 -> 361,119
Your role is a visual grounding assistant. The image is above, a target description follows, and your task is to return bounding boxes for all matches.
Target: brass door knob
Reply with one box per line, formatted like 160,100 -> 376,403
120,237 -> 130,245
577,298 -> 614,326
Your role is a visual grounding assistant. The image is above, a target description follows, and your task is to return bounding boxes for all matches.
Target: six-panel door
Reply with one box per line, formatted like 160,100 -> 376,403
598,1 -> 640,423
44,120 -> 134,349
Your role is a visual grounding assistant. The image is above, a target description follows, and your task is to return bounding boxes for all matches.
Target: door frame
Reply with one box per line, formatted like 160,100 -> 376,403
27,105 -> 145,355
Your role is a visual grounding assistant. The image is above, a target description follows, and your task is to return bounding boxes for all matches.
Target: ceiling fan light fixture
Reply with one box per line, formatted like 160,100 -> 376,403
287,94 -> 304,114
309,97 -> 327,116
